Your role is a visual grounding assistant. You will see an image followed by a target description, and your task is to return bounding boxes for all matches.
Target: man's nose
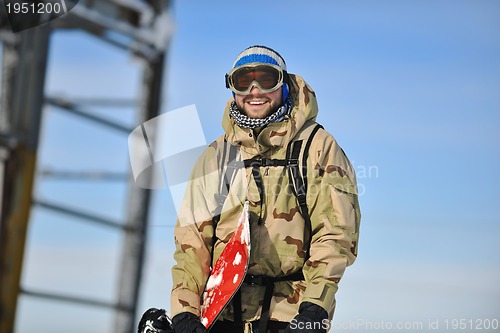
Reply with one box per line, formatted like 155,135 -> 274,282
249,84 -> 262,94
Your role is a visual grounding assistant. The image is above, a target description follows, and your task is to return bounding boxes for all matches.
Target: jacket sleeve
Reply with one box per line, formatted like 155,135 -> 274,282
301,131 -> 361,319
170,144 -> 220,317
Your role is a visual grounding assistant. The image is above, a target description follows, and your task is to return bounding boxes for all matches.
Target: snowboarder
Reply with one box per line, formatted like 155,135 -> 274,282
169,45 -> 361,333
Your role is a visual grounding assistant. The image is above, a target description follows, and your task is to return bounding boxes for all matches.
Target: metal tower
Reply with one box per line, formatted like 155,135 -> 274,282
0,1 -> 173,332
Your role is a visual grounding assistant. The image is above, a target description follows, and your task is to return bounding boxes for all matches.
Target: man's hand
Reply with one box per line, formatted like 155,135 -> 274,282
138,308 -> 173,333
172,312 -> 207,333
285,302 -> 329,333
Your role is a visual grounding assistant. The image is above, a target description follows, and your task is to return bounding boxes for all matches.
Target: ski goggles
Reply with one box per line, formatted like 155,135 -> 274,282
225,63 -> 287,95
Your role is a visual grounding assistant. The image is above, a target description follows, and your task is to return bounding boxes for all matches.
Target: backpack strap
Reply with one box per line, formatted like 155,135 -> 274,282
211,139 -> 239,278
242,271 -> 304,333
286,122 -> 323,260
213,139 -> 239,224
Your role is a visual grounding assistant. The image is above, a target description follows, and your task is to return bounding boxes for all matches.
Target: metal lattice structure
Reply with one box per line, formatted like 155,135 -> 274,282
0,1 -> 173,332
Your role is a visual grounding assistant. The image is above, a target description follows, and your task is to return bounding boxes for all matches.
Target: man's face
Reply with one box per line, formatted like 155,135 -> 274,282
234,86 -> 283,119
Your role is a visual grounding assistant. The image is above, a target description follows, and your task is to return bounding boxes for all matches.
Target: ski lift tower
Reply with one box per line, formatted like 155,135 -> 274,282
0,1 -> 173,332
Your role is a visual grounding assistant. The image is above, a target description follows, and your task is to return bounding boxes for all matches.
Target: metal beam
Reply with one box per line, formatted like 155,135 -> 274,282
113,49 -> 167,333
33,199 -> 132,231
53,0 -> 174,62
46,96 -> 133,133
0,25 -> 51,333
38,169 -> 128,181
20,288 -> 131,311
67,97 -> 138,107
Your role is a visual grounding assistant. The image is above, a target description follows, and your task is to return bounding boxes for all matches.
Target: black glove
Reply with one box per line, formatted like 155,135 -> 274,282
171,312 -> 207,333
285,302 -> 329,333
138,308 -> 173,333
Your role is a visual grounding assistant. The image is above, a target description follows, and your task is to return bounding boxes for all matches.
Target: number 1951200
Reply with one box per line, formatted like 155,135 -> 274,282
5,0 -> 68,14
444,319 -> 499,330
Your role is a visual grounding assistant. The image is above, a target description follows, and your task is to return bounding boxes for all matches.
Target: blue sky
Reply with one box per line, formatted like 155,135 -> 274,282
8,1 -> 500,332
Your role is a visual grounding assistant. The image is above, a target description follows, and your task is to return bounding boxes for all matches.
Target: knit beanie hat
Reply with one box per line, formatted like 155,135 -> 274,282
231,45 -> 289,101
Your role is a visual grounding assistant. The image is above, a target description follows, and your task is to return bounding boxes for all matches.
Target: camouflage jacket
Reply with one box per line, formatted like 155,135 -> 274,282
171,74 -> 361,323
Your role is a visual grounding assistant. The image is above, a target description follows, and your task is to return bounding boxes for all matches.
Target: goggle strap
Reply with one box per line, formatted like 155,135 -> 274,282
283,70 -> 289,86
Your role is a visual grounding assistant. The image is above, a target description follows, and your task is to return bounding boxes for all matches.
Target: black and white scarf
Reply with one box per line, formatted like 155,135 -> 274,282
229,95 -> 293,129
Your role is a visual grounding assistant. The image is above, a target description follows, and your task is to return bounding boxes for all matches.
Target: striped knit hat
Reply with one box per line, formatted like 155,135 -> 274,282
232,45 -> 289,101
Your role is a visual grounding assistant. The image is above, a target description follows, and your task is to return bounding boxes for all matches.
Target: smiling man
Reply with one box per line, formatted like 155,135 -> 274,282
169,46 -> 361,333
234,84 -> 282,119
229,53 -> 285,120
226,46 -> 292,128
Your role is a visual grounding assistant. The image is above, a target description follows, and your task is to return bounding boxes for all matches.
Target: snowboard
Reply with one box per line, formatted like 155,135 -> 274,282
200,201 -> 251,329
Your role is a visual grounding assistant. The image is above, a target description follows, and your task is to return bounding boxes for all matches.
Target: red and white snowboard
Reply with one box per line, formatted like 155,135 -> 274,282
200,201 -> 251,329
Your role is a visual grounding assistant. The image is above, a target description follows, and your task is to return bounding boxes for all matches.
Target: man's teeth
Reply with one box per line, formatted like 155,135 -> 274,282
248,101 -> 266,105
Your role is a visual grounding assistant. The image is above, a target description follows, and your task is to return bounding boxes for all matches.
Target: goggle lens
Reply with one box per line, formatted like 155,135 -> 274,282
229,65 -> 283,94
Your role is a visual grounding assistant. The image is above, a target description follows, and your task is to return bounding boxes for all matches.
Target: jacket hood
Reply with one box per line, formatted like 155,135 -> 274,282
222,74 -> 318,155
